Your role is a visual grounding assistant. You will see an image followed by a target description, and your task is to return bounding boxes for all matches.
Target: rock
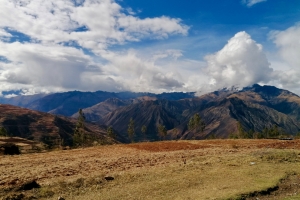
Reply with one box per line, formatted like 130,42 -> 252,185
104,176 -> 114,181
250,162 -> 256,165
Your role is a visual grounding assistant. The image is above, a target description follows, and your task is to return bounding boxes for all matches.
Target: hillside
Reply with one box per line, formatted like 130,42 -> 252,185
102,100 -> 190,141
0,91 -> 195,116
100,84 -> 300,141
1,84 -> 300,142
0,104 -> 115,147
71,98 -> 131,122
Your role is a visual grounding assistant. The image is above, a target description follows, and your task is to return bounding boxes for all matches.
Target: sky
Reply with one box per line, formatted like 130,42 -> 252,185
0,0 -> 300,97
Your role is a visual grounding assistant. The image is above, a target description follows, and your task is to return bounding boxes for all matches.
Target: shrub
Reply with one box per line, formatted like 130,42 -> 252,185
2,143 -> 21,155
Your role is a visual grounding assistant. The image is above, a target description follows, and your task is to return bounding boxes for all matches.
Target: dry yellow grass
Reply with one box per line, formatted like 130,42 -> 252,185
1,139 -> 300,200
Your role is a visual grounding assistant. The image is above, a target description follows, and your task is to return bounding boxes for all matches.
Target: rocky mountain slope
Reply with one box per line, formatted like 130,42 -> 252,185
0,91 -> 195,116
0,104 -> 115,147
1,84 -> 300,142
99,84 -> 300,141
71,98 -> 132,122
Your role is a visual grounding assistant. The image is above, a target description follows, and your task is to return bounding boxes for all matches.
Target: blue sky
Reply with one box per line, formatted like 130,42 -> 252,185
0,0 -> 300,96
116,0 -> 300,56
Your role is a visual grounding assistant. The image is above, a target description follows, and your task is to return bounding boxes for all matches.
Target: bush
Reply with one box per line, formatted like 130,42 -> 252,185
2,143 -> 21,155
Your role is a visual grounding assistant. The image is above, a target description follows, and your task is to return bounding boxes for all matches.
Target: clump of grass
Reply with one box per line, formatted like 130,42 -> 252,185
73,178 -> 85,188
256,150 -> 300,163
36,187 -> 55,198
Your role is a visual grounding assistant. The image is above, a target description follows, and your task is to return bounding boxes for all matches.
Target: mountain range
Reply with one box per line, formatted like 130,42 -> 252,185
1,84 -> 300,143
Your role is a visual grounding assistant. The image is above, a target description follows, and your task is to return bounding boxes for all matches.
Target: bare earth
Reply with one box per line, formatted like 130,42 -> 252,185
1,139 -> 300,200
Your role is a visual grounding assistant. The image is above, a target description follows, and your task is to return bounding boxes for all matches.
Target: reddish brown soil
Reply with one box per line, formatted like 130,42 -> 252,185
129,139 -> 300,152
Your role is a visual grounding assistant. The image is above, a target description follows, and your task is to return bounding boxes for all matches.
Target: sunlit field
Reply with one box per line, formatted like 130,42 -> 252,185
1,139 -> 300,200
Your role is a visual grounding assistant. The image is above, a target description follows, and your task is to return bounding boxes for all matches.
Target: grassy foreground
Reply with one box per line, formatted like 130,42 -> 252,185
1,140 -> 300,200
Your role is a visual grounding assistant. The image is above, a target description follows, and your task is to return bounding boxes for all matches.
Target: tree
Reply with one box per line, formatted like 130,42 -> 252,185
127,118 -> 135,143
73,109 -> 87,147
158,124 -> 167,140
237,122 -> 249,139
107,126 -> 115,139
229,122 -> 250,139
0,127 -> 8,137
188,113 -> 206,132
248,129 -> 254,139
269,125 -> 280,138
141,125 -> 147,140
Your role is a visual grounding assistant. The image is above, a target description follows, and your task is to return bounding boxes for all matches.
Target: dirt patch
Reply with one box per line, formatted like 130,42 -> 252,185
128,141 -> 210,152
255,140 -> 300,149
245,174 -> 300,200
128,140 -> 300,152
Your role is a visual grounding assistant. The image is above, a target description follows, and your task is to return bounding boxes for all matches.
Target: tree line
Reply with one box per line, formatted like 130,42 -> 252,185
229,122 -> 296,139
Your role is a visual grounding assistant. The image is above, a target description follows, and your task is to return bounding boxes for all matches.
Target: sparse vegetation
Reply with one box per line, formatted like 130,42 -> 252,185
73,109 -> 87,147
141,125 -> 147,140
1,139 -> 300,199
127,118 -> 135,143
107,126 -> 115,139
0,127 -> 8,137
157,124 -> 167,140
188,113 -> 205,132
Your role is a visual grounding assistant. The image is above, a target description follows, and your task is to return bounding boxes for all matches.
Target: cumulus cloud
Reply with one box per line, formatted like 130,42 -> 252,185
98,49 -> 187,93
0,0 -> 188,48
203,31 -> 272,92
0,41 -> 108,94
269,24 -> 300,93
242,0 -> 267,7
0,0 -> 189,94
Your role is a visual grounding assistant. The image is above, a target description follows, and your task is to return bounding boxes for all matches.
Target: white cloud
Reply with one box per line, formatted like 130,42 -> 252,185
0,0 -> 189,49
98,49 -> 187,93
0,0 -> 189,94
269,23 -> 300,94
0,29 -> 11,37
203,31 -> 272,92
242,0 -> 267,7
0,41 -> 105,93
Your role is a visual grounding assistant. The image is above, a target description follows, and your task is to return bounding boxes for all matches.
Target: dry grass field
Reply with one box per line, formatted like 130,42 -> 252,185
1,139 -> 300,200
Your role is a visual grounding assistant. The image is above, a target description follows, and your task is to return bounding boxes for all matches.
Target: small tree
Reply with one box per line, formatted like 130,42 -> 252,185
127,118 -> 135,143
141,125 -> 147,141
188,113 -> 206,132
158,124 -> 167,140
73,109 -> 87,147
230,122 -> 250,139
107,126 -> 115,139
0,127 -> 8,137
237,122 -> 249,139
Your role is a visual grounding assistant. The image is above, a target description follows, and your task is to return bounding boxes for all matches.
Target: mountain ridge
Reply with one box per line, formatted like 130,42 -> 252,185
1,84 -> 300,142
